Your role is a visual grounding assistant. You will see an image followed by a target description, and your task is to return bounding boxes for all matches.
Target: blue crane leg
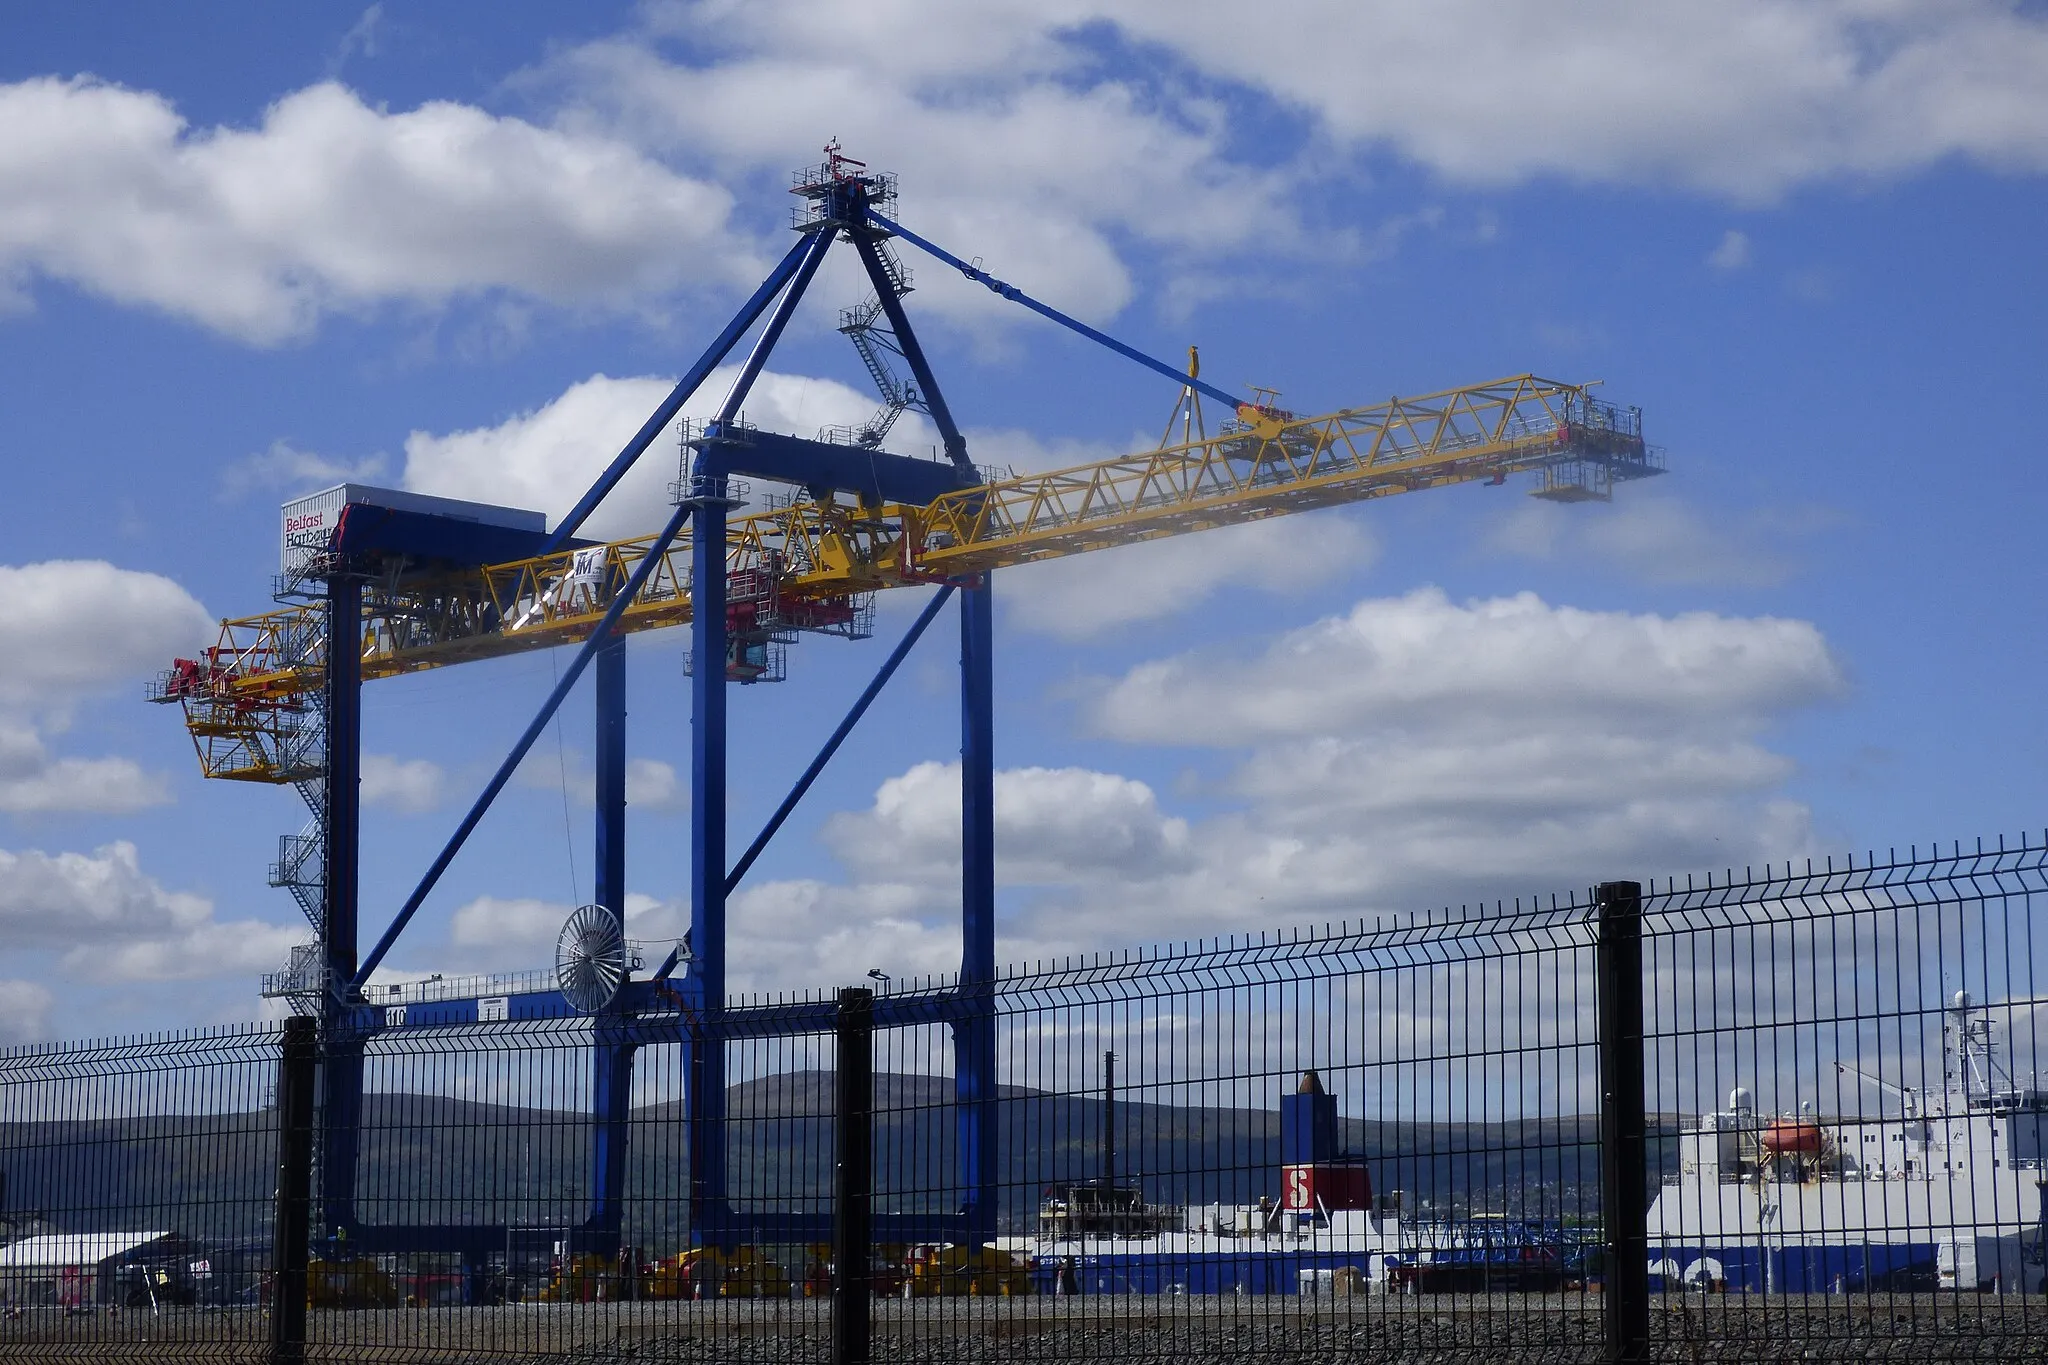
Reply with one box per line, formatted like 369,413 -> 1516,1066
595,634 -> 627,919
587,634 -> 633,1256
320,574 -> 363,1237
688,487 -> 730,1244
956,578 -> 997,1244
681,215 -> 828,1248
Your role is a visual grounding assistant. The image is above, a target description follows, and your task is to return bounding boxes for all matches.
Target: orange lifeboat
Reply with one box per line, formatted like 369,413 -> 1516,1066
1760,1120 -> 1825,1155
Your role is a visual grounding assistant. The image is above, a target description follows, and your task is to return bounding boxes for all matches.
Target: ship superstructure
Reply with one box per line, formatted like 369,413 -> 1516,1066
1648,994 -> 2048,1292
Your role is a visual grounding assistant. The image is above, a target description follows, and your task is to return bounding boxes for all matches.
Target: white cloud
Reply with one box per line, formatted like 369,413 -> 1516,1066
1489,492 -> 1825,588
0,842 -> 302,982
1101,0 -> 2048,200
543,12 -> 1319,326
1001,513 -> 1377,639
0,979 -> 52,1044
418,589 -> 1845,986
447,891 -> 674,972
824,760 -> 1193,888
401,369 -> 927,539
693,589 -> 1847,970
0,724 -> 167,815
729,877 -> 966,990
1090,587 -> 1842,745
450,895 -> 570,954
0,560 -> 208,815
0,77 -> 752,343
5,4 -> 2042,353
219,439 -> 387,500
559,2 -> 2048,237
514,740 -> 687,813
360,753 -> 445,813
1707,229 -> 1753,271
0,560 -> 213,707
331,4 -> 385,71
627,758 -> 683,811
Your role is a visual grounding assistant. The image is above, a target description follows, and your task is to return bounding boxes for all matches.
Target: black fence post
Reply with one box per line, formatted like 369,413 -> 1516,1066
270,1015 -> 317,1365
833,987 -> 875,1365
1596,880 -> 1649,1363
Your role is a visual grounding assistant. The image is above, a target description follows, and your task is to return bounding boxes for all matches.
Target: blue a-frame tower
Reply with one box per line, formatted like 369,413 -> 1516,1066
289,151 -> 1201,1263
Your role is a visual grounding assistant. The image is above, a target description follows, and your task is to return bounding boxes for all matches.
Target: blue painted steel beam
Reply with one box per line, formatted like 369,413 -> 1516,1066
334,505 -> 564,573
588,635 -> 632,1254
353,980 -> 972,1038
686,472 -> 732,1244
956,579 -> 998,1244
848,229 -> 971,470
322,575 -> 363,990
689,427 -> 972,507
685,214 -> 830,1247
353,500 -> 695,987
319,574 -> 364,1237
726,585 -> 955,895
869,210 -> 1245,413
594,636 -> 627,920
713,226 -> 834,425
539,233 -> 817,555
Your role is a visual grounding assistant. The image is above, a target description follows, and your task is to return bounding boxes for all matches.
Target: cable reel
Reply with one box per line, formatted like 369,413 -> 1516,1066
556,904 -> 629,1014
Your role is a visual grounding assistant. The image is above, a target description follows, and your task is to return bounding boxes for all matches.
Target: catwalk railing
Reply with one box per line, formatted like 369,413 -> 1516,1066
3,836 -> 2047,1362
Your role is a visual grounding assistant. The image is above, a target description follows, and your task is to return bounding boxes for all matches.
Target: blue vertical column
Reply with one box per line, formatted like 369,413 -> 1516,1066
587,632 -> 633,1256
319,574 -> 364,1238
956,577 -> 997,1243
687,476 -> 730,1244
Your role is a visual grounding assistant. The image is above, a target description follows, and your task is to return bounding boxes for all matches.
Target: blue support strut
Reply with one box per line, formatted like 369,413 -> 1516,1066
319,573 -> 364,1236
539,233 -> 817,554
587,634 -> 631,1254
848,230 -> 971,470
725,585 -> 955,895
687,474 -> 731,1243
684,213 -> 831,1246
868,210 -> 1245,415
353,501 -> 694,987
956,578 -> 997,1244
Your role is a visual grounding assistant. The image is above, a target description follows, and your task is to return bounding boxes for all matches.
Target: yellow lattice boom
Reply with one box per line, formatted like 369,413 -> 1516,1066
154,374 -> 1657,781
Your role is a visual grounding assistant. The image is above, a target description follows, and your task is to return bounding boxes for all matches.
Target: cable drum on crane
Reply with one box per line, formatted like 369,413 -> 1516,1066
556,904 -> 629,1014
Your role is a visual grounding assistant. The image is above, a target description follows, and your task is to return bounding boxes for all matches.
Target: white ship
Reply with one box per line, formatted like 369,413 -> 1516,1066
995,1070 -> 1540,1296
1648,993 -> 2048,1293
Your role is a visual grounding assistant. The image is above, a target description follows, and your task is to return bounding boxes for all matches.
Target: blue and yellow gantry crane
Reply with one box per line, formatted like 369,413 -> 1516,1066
152,148 -> 1662,1269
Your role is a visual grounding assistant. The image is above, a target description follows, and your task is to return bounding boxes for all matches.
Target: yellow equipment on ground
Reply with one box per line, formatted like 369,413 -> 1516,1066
537,1253 -> 623,1303
631,1245 -> 792,1300
905,1244 -> 1031,1296
305,1257 -> 401,1308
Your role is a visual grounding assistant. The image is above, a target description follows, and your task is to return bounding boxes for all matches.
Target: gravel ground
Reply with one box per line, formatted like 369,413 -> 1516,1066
4,1294 -> 2045,1362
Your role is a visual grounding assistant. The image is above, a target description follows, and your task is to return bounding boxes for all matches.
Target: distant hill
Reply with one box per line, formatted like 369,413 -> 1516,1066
1,1071 -> 1675,1249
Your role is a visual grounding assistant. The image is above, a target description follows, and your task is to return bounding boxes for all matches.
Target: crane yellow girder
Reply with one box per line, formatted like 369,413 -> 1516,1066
155,373 -> 1657,782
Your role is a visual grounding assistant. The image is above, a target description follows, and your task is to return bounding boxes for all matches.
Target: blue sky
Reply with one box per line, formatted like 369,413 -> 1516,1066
0,1 -> 2044,1042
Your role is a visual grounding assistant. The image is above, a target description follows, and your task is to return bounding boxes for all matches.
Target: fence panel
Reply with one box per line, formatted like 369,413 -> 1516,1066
0,1023 -> 281,1361
1641,840 -> 2048,1359
1,837 -> 2046,1362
